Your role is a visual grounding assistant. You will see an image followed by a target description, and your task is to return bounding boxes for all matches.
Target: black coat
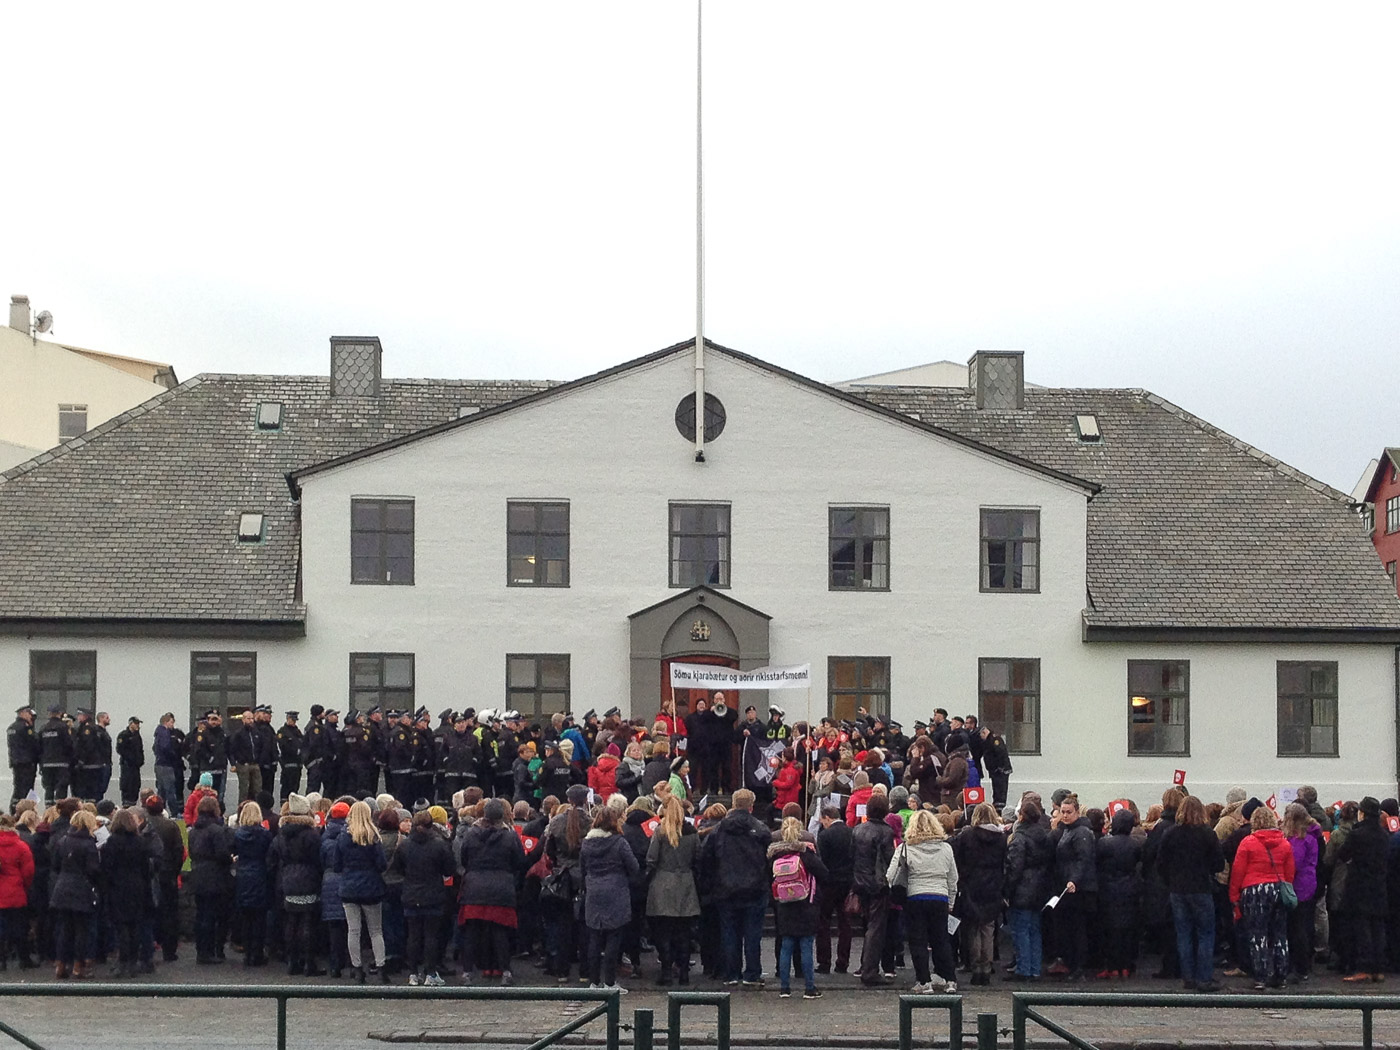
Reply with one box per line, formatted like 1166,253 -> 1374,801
952,825 -> 1007,924
622,811 -> 652,893
100,827 -> 153,917
852,819 -> 896,893
817,820 -> 855,885
459,823 -> 525,909
1339,816 -> 1390,917
234,824 -> 274,909
767,842 -> 829,937
1052,817 -> 1097,893
1095,827 -> 1143,929
49,828 -> 100,913
186,815 -> 235,897
641,757 -> 672,797
393,826 -> 457,909
1156,823 -> 1224,897
1139,810 -> 1176,921
1005,820 -> 1054,910
700,809 -> 772,900
579,830 -> 639,931
268,819 -> 322,899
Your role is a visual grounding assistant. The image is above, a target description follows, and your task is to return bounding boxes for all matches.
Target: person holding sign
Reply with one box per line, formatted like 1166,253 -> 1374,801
1049,793 -> 1097,981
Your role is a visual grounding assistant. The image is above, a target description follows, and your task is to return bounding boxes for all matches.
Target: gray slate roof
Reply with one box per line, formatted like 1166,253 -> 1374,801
0,375 -> 554,624
1,350 -> 1395,635
848,385 -> 1400,633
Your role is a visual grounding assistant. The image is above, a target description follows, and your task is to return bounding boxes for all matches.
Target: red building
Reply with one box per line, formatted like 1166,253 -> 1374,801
1361,448 -> 1400,595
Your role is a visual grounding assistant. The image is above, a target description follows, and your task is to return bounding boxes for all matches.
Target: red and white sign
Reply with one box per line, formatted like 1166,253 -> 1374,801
963,786 -> 985,805
1265,794 -> 1278,811
1107,799 -> 1132,817
1387,815 -> 1400,834
1172,769 -> 1187,786
641,817 -> 661,838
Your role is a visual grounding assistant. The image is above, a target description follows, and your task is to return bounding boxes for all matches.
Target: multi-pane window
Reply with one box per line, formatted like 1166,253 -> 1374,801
508,654 -> 570,719
256,402 -> 283,430
30,650 -> 96,714
669,503 -> 730,588
1362,505 -> 1375,536
351,498 -> 414,585
828,656 -> 890,723
190,652 -> 256,723
829,507 -> 890,590
350,653 -> 415,711
979,658 -> 1040,754
58,404 -> 88,441
980,509 -> 1040,592
1388,496 -> 1400,534
1128,660 -> 1189,755
1278,661 -> 1338,757
508,502 -> 570,587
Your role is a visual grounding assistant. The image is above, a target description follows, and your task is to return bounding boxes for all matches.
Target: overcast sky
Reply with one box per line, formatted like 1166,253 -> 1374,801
4,3 -> 1397,493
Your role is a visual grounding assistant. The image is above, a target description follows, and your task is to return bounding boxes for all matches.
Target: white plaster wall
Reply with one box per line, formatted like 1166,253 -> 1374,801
0,326 -> 168,453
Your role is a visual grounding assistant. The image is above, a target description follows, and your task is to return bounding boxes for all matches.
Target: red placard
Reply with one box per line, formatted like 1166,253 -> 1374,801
1172,769 -> 1186,786
1386,815 -> 1400,834
1265,794 -> 1278,811
963,786 -> 985,805
641,817 -> 661,838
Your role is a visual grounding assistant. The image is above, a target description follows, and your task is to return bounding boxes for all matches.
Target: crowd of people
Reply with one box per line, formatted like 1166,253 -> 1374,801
1,696 -> 1392,999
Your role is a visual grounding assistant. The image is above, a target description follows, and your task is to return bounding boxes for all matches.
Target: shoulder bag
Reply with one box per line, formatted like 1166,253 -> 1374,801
1262,841 -> 1298,910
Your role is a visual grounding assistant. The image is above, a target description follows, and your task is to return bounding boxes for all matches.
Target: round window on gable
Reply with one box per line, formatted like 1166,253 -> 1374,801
675,393 -> 727,442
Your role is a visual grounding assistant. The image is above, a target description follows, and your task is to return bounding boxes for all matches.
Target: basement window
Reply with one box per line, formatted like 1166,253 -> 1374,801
256,402 -> 284,430
237,513 -> 265,544
1074,414 -> 1101,442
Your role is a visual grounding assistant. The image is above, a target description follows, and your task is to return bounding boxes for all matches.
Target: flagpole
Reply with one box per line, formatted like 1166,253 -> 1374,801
693,0 -> 707,463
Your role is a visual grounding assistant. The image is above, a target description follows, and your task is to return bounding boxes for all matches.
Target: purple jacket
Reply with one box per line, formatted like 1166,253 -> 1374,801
1288,824 -> 1323,902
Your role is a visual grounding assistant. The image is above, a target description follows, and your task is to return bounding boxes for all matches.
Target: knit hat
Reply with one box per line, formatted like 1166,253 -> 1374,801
566,784 -> 590,807
396,809 -> 412,825
1224,786 -> 1247,806
287,793 -> 311,817
558,739 -> 574,760
670,755 -> 687,774
606,742 -> 621,758
376,793 -> 397,812
1360,796 -> 1381,818
198,772 -> 214,788
429,805 -> 449,826
1241,797 -> 1264,820
330,801 -> 351,819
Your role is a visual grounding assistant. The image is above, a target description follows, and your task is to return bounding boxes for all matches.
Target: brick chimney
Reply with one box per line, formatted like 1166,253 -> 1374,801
330,336 -> 382,397
9,295 -> 29,332
967,350 -> 1025,410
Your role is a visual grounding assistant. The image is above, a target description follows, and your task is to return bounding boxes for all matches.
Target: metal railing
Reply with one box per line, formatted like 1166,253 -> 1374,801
897,992 -> 964,1050
1011,990 -> 1400,1050
0,983 -> 622,1050
664,990 -> 731,1050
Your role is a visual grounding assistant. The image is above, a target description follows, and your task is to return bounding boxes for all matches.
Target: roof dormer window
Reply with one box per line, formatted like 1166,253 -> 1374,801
256,402 -> 284,430
1074,414 -> 1101,442
237,513 -> 265,544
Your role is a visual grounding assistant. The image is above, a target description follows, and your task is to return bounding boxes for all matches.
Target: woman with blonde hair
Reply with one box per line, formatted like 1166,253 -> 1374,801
646,795 -> 700,985
334,800 -> 389,983
768,815 -> 829,998
234,800 -> 274,967
895,809 -> 958,992
1229,804 -> 1295,989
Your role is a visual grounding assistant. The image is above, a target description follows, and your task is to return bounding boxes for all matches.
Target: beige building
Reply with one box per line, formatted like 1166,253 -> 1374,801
0,295 -> 177,469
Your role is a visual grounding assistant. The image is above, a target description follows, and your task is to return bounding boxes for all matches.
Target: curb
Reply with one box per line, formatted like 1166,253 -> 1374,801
368,1033 -> 1396,1050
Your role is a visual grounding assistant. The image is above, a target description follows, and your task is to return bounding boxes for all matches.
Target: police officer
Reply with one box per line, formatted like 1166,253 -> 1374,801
322,709 -> 343,797
439,712 -> 479,803
387,710 -> 415,802
193,709 -> 230,809
410,708 -> 436,804
7,705 -> 40,806
366,705 -> 388,795
115,716 -> 145,805
342,711 -> 377,797
255,705 -> 279,796
765,705 -> 791,743
71,709 -> 104,800
94,712 -> 115,800
303,705 -> 327,795
38,706 -> 73,803
276,711 -> 304,801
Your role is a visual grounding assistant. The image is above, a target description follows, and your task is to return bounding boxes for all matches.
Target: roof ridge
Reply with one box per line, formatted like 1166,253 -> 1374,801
1140,390 -> 1352,503
0,375 -> 207,485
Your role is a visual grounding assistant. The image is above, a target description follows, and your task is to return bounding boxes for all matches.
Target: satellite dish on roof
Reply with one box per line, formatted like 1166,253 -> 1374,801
33,310 -> 53,334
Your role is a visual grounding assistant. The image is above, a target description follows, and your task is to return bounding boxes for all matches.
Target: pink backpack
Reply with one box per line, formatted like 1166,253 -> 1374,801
771,851 -> 814,903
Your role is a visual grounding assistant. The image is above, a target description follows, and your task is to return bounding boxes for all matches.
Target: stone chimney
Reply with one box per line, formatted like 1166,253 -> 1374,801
9,295 -> 29,332
330,336 -> 382,397
967,350 -> 1025,410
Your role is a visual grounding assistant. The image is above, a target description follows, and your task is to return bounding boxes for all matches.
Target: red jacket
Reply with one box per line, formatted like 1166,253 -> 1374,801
654,713 -> 687,738
0,830 -> 35,908
184,786 -> 217,826
773,763 -> 802,810
588,753 -> 620,799
845,786 -> 875,827
1229,828 -> 1296,903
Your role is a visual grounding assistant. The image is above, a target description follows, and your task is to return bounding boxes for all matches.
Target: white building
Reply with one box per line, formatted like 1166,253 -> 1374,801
1,337 -> 1396,805
0,295 -> 177,470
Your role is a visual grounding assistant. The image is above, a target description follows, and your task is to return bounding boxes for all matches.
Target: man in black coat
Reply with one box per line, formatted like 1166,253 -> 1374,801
254,706 -> 280,798
7,705 -> 40,807
302,706 -> 327,795
700,788 -> 772,986
71,709 -> 104,800
228,710 -> 262,806
276,712 -> 304,802
979,725 -> 1014,808
94,712 -> 115,800
115,716 -> 145,805
1339,795 -> 1391,980
816,803 -> 855,973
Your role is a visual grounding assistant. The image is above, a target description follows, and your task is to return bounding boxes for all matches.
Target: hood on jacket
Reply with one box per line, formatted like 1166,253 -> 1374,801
767,841 -> 808,860
1110,811 -> 1136,836
585,828 -> 614,840
596,753 -> 619,770
624,810 -> 652,828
